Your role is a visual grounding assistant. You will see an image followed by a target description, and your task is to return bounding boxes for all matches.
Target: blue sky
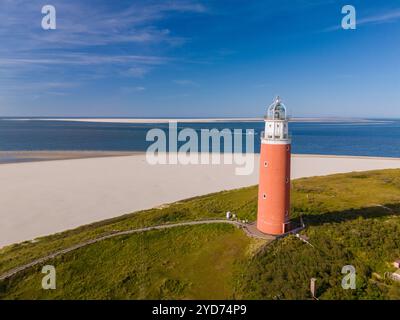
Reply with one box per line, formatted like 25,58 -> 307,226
1,0 -> 400,118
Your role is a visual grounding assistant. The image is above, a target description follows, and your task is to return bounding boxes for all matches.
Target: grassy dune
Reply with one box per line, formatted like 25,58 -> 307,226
3,224 -> 253,299
1,169 -> 400,299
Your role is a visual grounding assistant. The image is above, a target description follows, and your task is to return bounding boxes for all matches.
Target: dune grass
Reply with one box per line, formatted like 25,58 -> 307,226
0,186 -> 258,276
1,224 -> 254,300
1,169 -> 400,299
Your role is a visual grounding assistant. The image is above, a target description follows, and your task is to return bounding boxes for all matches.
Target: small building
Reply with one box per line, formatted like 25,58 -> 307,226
393,260 -> 400,269
226,211 -> 231,220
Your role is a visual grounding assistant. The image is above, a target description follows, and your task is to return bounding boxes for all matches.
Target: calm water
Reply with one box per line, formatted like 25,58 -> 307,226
1,119 -> 400,158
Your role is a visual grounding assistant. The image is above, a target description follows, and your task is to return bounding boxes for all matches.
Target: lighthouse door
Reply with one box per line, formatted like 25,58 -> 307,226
283,221 -> 291,233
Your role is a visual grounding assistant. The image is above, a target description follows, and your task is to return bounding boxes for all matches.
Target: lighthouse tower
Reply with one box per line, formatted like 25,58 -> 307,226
257,96 -> 291,235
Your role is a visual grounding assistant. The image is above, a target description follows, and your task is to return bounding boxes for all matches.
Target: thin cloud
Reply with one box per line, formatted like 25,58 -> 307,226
123,66 -> 152,78
0,54 -> 170,66
0,81 -> 80,99
323,8 -> 400,32
358,9 -> 400,25
0,0 -> 207,99
0,0 -> 206,50
119,86 -> 147,94
0,81 -> 79,90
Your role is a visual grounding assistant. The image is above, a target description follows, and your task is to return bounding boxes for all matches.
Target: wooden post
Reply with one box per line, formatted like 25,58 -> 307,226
310,278 -> 317,299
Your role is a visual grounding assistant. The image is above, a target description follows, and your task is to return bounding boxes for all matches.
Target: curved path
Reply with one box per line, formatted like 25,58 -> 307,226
0,219 -> 273,282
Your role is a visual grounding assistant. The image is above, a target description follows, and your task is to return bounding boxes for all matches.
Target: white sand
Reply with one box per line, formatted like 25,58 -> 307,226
1,153 -> 400,248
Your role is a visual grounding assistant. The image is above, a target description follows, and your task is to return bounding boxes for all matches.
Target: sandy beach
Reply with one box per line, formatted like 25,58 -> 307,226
0,151 -> 137,164
1,153 -> 400,248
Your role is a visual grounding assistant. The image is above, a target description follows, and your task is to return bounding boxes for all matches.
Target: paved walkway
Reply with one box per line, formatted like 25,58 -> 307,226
0,219 -> 274,281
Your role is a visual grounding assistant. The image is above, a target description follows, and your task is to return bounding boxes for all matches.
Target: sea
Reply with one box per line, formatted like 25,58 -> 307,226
1,118 -> 400,160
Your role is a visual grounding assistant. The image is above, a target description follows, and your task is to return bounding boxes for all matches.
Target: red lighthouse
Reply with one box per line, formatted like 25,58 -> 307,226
257,96 -> 291,235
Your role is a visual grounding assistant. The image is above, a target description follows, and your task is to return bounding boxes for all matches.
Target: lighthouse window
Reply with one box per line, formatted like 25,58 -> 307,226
264,161 -> 268,167
286,146 -> 290,151
262,193 -> 267,199
286,178 -> 289,184
285,210 -> 289,216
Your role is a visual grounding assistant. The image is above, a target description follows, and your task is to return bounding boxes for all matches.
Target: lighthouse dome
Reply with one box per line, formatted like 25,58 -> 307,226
266,96 -> 287,120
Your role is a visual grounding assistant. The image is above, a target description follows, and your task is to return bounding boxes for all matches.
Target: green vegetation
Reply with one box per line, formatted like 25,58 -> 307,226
2,224 -> 252,299
238,170 -> 400,300
1,169 -> 400,299
0,186 -> 257,276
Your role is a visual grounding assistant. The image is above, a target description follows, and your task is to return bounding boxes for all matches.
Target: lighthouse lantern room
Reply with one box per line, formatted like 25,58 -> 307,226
257,96 -> 292,235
